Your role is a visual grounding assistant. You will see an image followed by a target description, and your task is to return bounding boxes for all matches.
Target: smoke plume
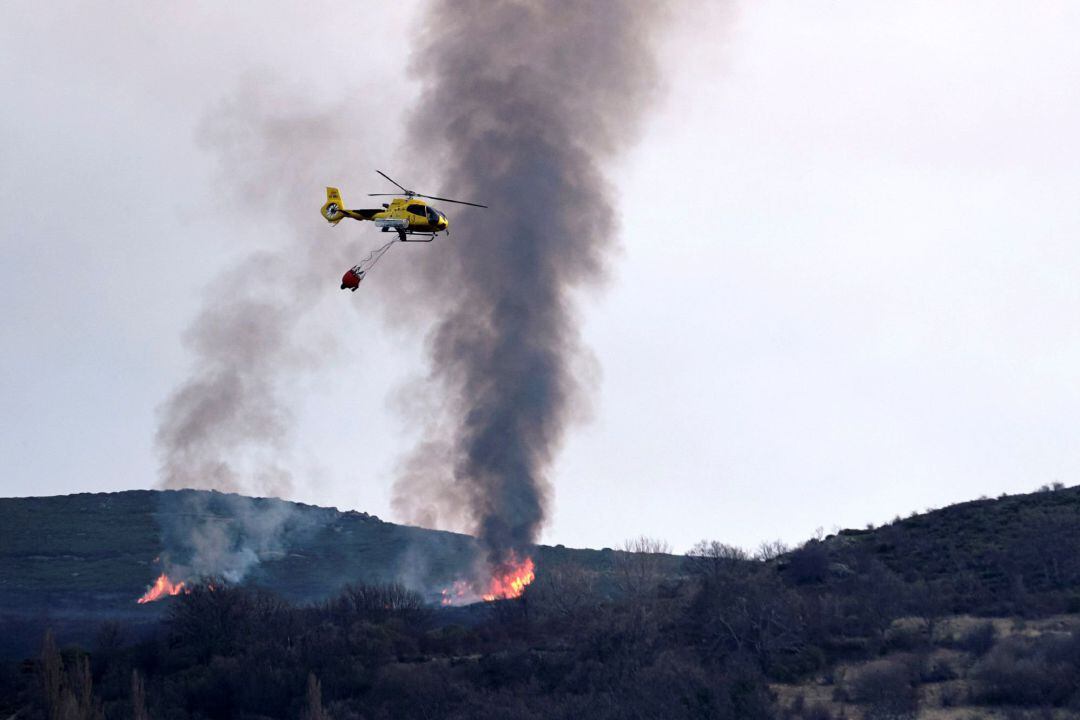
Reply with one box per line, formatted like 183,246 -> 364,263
393,1 -> 666,573
153,3 -> 667,589
154,83 -> 375,580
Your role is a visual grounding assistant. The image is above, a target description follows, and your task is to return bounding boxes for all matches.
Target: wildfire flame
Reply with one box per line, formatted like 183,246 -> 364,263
440,580 -> 473,606
440,554 -> 536,606
482,555 -> 536,601
137,572 -> 188,604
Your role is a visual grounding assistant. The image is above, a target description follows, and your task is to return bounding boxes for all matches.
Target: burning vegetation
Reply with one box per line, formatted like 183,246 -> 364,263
481,553 -> 536,602
137,571 -> 221,604
440,553 -> 536,606
136,573 -> 188,604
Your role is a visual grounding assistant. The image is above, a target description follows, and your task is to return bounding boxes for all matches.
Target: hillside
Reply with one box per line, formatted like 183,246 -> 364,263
3,486 -> 1080,719
812,485 -> 1080,615
2,489 -> 466,604
0,489 -> 653,658
765,486 -> 1080,718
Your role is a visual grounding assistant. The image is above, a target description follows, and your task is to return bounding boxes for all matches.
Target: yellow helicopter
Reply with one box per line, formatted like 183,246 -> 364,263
320,170 -> 487,243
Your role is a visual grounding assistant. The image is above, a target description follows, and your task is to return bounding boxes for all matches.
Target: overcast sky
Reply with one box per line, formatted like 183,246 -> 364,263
3,1 -> 1079,553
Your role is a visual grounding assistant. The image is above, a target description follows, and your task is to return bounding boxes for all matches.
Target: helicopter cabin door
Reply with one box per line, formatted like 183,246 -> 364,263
406,202 -> 429,231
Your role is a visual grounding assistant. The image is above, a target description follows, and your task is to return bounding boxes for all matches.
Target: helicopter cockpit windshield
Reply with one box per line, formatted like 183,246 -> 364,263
426,206 -> 445,225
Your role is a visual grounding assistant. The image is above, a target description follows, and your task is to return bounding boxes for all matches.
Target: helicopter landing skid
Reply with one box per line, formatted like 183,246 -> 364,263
397,230 -> 438,243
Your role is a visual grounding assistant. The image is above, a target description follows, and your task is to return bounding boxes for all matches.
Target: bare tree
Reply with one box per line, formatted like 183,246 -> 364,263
301,673 -> 329,720
529,563 -> 597,623
686,540 -> 751,583
40,630 -> 64,720
686,570 -> 809,677
755,539 -> 790,562
131,670 -> 148,720
70,655 -> 102,720
327,582 -> 427,624
614,536 -> 672,597
624,535 -> 672,555
38,631 -> 103,720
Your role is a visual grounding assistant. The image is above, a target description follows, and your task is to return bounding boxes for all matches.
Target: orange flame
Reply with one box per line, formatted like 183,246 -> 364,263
440,580 -> 473,606
136,572 -> 188,604
439,554 -> 536,605
482,555 -> 535,601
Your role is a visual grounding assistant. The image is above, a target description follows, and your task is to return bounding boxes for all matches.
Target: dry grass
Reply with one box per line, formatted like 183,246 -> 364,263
771,614 -> 1080,720
935,614 -> 1080,643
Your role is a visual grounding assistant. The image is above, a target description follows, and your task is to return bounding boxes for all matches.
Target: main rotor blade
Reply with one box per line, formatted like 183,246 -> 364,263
376,169 -> 409,194
417,193 -> 489,209
367,193 -> 403,197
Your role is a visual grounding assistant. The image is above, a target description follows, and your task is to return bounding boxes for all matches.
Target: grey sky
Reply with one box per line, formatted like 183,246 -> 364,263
3,1 -> 1079,553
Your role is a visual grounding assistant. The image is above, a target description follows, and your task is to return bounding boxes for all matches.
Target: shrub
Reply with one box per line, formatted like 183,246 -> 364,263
786,543 -> 830,585
884,620 -> 928,652
970,634 -> 1080,707
846,658 -> 917,715
919,656 -> 957,683
955,621 -> 996,656
801,703 -> 833,720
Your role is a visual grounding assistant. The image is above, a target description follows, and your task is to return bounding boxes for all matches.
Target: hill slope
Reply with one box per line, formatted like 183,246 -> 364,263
813,485 -> 1080,615
3,486 -> 1080,717
0,489 -> 626,657
2,485 -> 1079,659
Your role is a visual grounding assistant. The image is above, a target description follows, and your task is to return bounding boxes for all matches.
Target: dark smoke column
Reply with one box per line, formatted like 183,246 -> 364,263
396,1 -> 665,573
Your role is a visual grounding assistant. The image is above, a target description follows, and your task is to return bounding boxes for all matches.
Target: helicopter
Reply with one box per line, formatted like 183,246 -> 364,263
320,170 -> 487,244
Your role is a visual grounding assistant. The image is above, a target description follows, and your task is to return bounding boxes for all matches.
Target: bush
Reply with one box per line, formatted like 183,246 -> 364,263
326,582 -> 428,626
884,620 -> 928,652
919,655 -> 957,683
786,543 -> 830,585
955,621 -> 996,656
801,703 -> 833,720
970,634 -> 1080,707
846,658 -> 917,715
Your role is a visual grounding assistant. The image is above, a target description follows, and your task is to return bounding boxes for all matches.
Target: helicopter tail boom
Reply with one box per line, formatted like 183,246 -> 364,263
321,187 -> 346,224
321,187 -> 383,224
